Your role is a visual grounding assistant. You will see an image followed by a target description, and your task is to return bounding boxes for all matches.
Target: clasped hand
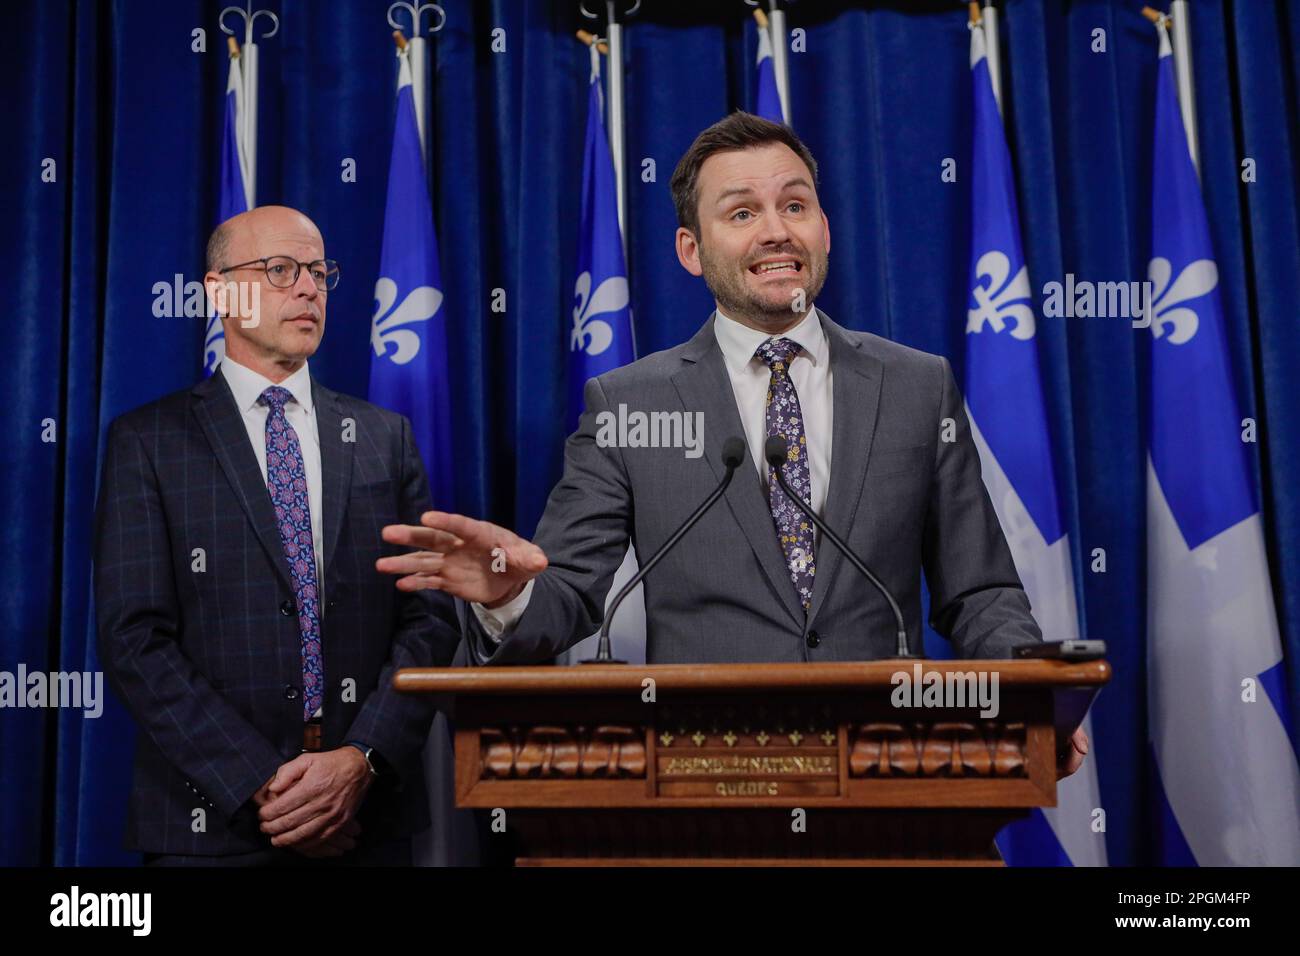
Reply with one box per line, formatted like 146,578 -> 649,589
255,747 -> 372,858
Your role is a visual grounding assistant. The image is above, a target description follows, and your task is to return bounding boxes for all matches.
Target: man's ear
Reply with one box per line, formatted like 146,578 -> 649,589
675,227 -> 703,277
822,209 -> 831,256
203,272 -> 228,320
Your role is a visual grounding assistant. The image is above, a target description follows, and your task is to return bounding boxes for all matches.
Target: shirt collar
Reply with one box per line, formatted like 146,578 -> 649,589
713,306 -> 827,377
221,356 -> 314,415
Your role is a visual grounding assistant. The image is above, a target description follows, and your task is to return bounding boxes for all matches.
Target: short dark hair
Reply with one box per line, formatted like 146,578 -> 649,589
669,111 -> 819,238
206,218 -> 236,273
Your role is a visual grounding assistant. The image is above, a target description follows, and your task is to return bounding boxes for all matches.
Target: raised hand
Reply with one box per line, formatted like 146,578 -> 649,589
377,511 -> 548,607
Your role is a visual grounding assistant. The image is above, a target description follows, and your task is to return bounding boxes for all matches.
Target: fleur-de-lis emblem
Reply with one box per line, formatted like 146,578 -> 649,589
203,314 -> 225,375
1145,257 -> 1216,345
571,271 -> 628,357
371,277 -> 443,365
967,250 -> 1035,340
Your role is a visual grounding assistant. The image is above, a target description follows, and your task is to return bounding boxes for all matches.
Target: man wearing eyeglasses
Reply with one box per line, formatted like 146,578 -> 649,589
94,205 -> 465,866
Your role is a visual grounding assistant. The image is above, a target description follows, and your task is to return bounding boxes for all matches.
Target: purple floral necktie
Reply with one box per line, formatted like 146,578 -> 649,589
756,337 -> 816,611
260,386 -> 323,719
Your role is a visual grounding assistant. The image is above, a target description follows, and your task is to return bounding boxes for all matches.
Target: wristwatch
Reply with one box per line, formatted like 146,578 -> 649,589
346,740 -> 382,778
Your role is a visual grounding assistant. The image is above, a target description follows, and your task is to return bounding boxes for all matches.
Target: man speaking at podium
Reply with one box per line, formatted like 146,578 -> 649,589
380,114 -> 1056,724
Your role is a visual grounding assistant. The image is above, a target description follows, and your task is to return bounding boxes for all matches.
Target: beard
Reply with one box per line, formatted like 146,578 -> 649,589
697,238 -> 829,331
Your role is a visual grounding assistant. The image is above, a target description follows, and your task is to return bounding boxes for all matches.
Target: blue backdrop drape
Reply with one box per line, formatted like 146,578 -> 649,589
2,0 -> 1297,866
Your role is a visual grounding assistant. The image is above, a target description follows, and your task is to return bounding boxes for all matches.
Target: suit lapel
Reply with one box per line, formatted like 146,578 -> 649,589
670,315 -> 806,627
808,312 -> 884,624
312,378 -> 354,592
192,369 -> 293,591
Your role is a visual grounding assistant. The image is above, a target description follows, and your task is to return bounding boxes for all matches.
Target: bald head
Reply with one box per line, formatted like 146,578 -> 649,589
203,205 -> 329,382
206,205 -> 323,273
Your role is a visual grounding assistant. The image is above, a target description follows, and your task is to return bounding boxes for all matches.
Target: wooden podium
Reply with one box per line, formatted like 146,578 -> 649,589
394,659 -> 1109,866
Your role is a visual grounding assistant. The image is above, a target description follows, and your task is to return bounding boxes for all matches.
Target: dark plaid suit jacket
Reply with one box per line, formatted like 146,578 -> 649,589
93,367 -> 464,856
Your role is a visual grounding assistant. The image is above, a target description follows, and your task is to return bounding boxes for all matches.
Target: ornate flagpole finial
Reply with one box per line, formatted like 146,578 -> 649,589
579,1 -> 641,24
219,4 -> 279,45
387,2 -> 446,36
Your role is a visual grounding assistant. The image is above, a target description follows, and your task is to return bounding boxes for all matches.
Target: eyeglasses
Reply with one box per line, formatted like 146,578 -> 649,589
219,256 -> 341,292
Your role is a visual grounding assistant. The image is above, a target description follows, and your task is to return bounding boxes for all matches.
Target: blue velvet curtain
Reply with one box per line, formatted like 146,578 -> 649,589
2,0 -> 1297,866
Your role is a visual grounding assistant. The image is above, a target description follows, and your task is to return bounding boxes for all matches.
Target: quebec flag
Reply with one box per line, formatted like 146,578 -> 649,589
1145,21 -> 1300,865
567,46 -> 634,430
964,22 -> 1106,867
754,19 -> 785,123
369,48 -> 454,507
562,45 -> 641,666
206,53 -> 250,376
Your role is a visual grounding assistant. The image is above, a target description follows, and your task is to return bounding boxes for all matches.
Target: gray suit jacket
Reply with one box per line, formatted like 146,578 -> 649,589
470,310 -> 1041,664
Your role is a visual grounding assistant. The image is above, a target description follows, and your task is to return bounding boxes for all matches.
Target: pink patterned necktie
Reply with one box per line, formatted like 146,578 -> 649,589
259,386 -> 323,719
756,337 -> 816,611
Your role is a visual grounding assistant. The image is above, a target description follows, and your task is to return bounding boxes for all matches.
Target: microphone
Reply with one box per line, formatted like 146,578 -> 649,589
764,436 -> 917,658
585,436 -> 748,664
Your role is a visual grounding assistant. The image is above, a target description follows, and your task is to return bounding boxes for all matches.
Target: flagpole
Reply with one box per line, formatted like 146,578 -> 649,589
1142,6 -> 1198,177
968,5 -> 1001,117
979,1 -> 1002,114
605,2 -> 628,250
581,2 -> 638,255
1168,1 -> 1199,176
242,31 -> 258,208
747,1 -> 791,125
220,3 -> 278,209
575,28 -> 636,359
767,1 -> 791,127
410,31 -> 428,158
751,8 -> 783,124
387,2 -> 446,163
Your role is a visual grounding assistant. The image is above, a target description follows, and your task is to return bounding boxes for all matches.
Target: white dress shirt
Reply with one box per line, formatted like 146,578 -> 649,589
712,306 -> 833,520
219,356 -> 326,592
473,307 -> 834,640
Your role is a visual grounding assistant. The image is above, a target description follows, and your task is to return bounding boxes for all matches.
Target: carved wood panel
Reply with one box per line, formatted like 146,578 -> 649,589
848,721 -> 1027,777
481,725 -> 647,779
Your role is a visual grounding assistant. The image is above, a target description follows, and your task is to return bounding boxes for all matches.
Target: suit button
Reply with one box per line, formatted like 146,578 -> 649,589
280,600 -> 294,616
806,630 -> 821,648
326,600 -> 337,611
284,685 -> 299,701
